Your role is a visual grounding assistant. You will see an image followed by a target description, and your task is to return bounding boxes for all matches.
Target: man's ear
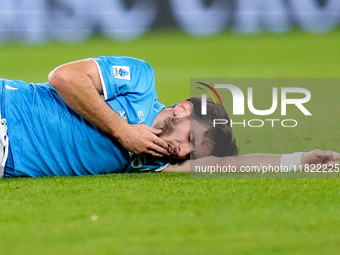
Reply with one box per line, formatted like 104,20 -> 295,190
173,101 -> 192,117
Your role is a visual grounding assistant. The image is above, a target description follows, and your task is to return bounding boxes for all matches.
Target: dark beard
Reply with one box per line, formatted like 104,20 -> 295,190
155,117 -> 185,137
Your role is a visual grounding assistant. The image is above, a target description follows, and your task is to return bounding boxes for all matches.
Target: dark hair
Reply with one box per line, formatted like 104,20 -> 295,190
186,97 -> 238,157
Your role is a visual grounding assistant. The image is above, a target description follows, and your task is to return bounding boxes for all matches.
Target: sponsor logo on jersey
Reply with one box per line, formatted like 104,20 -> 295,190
112,66 -> 131,80
138,111 -> 145,124
119,109 -> 128,122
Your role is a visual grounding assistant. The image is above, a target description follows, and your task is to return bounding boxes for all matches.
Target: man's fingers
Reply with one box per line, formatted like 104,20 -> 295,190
141,125 -> 168,149
148,141 -> 170,156
144,125 -> 162,135
143,130 -> 169,155
332,152 -> 340,161
313,150 -> 339,163
148,150 -> 166,158
327,161 -> 340,169
152,136 -> 169,150
143,127 -> 169,149
314,150 -> 332,158
149,126 -> 162,135
321,151 -> 340,161
126,124 -> 171,156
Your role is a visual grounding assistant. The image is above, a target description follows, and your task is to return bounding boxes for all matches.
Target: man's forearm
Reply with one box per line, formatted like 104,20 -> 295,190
164,150 -> 339,173
164,154 -> 281,173
193,154 -> 282,172
48,59 -> 129,140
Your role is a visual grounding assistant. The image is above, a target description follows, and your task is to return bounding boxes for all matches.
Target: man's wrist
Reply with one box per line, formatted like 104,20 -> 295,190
109,116 -> 130,141
280,152 -> 304,172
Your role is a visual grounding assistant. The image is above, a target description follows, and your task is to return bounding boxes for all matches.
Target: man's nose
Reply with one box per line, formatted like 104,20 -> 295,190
177,144 -> 190,158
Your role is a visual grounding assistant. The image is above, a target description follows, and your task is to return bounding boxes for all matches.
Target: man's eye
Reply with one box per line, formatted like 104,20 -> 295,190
190,152 -> 196,160
190,135 -> 195,146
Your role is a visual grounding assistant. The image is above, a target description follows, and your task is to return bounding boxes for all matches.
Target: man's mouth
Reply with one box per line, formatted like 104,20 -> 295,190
167,144 -> 171,154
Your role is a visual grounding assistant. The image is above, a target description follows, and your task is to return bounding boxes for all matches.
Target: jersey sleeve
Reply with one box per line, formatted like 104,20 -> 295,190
91,56 -> 156,101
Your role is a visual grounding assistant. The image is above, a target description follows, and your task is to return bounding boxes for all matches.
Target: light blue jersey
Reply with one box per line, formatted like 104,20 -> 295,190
1,56 -> 168,177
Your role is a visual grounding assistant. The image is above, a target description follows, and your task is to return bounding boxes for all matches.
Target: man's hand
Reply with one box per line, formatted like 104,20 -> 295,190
117,124 -> 170,157
301,150 -> 340,170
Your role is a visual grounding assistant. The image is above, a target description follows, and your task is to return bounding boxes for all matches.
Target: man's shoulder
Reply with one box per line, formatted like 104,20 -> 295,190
93,55 -> 152,67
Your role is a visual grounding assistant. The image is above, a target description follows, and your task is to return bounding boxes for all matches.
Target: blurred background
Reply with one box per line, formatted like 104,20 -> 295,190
0,0 -> 340,43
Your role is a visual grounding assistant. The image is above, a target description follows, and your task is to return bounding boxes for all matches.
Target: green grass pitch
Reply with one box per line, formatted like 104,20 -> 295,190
0,30 -> 340,255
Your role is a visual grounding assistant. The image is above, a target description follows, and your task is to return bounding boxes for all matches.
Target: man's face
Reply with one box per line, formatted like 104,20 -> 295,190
156,117 -> 213,160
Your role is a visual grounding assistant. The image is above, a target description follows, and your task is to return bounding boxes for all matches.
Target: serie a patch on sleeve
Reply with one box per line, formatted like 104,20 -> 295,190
112,66 -> 131,80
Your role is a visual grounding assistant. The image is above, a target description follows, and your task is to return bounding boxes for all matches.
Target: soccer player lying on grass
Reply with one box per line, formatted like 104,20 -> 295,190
0,55 -> 338,178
